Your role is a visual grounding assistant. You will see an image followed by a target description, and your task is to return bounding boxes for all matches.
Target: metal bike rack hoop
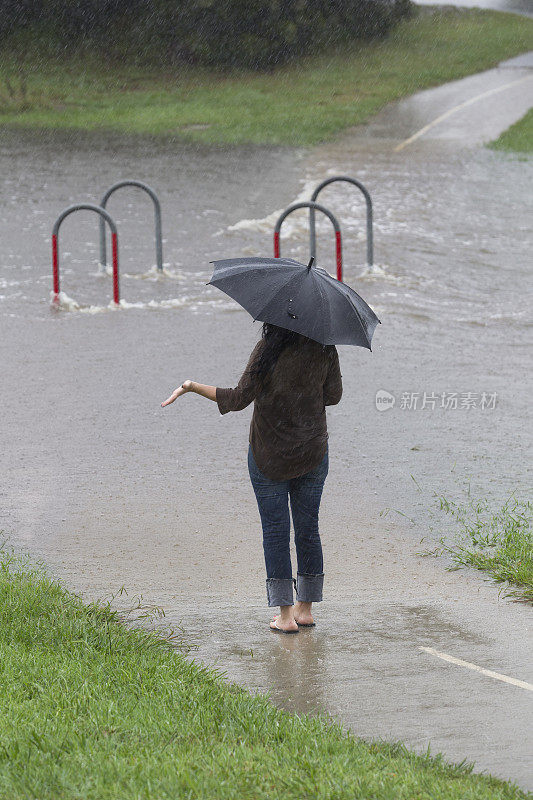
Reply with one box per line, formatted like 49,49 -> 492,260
310,176 -> 373,269
52,203 -> 120,304
274,201 -> 343,282
99,180 -> 163,271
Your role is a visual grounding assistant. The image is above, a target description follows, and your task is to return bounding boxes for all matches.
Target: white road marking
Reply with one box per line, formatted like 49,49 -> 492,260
394,75 -> 533,152
420,646 -> 533,691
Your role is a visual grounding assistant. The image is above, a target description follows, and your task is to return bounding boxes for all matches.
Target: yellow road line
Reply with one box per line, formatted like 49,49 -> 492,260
394,75 -> 533,152
420,646 -> 533,691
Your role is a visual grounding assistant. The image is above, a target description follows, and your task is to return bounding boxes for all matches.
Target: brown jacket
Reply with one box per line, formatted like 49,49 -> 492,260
216,337 -> 343,480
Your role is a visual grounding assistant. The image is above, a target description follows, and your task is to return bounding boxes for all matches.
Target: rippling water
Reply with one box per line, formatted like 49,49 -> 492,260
1,126 -> 531,558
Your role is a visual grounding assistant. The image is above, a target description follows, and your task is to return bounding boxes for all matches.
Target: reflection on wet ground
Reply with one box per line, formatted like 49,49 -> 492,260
1,59 -> 532,789
162,599 -> 532,785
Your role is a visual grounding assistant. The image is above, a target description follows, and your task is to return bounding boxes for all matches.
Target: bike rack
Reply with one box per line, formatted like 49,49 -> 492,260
274,201 -> 343,281
52,204 -> 120,304
310,176 -> 373,269
99,180 -> 163,272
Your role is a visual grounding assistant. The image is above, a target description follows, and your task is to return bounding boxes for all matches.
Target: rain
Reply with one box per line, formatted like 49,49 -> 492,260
1,0 -> 532,796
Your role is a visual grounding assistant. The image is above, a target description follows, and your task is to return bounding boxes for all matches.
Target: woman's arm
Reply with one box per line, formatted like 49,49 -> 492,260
162,340 -> 264,412
161,380 -> 216,407
215,340 -> 263,415
323,347 -> 343,406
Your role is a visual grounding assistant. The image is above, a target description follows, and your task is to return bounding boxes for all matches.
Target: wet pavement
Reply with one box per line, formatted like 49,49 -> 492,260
168,598 -> 532,785
1,51 -> 532,790
353,58 -> 533,148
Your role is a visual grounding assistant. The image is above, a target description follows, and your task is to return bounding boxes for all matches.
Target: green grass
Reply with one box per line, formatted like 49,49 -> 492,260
490,108 -> 533,153
430,490 -> 533,603
0,8 -> 532,144
1,546 -> 530,799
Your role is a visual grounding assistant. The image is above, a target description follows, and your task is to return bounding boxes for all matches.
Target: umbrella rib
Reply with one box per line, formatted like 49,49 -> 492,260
209,261 -> 299,283
313,270 -> 373,347
253,270 -> 306,320
341,289 -> 372,347
318,271 -> 375,344
313,272 -> 330,345
209,264 -> 302,317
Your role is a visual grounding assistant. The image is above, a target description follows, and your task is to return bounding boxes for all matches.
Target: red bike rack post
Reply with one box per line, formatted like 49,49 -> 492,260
274,201 -> 343,281
52,234 -> 59,295
52,204 -> 120,304
111,231 -> 119,303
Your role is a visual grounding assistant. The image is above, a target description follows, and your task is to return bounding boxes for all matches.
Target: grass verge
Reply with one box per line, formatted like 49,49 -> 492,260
0,8 -> 532,145
490,108 -> 533,153
429,490 -> 533,603
0,546 -> 530,799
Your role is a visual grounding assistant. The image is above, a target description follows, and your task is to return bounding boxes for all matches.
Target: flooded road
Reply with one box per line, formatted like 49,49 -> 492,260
1,57 -> 532,788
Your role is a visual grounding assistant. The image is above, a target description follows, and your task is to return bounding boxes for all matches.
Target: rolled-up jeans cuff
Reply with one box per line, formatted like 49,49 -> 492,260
266,578 -> 294,607
295,572 -> 324,603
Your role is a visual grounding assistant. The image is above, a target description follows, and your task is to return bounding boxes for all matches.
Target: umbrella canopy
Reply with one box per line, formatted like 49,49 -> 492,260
207,256 -> 380,349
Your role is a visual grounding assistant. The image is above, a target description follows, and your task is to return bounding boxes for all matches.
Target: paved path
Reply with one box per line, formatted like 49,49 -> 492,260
353,56 -> 533,150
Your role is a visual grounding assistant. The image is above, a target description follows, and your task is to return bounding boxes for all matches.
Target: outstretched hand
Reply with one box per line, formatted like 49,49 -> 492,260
161,380 -> 193,407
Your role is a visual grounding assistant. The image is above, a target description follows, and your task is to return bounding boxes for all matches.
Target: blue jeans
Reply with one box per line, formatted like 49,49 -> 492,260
248,444 -> 328,607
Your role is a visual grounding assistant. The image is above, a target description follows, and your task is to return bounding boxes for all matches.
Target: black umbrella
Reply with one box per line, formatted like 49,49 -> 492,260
207,256 -> 380,349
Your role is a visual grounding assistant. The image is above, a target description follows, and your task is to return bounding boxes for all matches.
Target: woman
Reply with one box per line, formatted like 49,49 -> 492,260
161,323 -> 343,634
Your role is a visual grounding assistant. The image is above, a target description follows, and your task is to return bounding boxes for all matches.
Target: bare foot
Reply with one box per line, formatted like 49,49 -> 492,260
293,601 -> 314,626
270,615 -> 299,633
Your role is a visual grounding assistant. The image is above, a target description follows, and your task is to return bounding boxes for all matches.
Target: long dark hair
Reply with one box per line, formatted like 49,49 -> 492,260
250,323 -> 312,383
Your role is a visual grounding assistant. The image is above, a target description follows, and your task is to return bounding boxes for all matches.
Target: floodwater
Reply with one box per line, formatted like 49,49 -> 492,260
1,59 -> 532,787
